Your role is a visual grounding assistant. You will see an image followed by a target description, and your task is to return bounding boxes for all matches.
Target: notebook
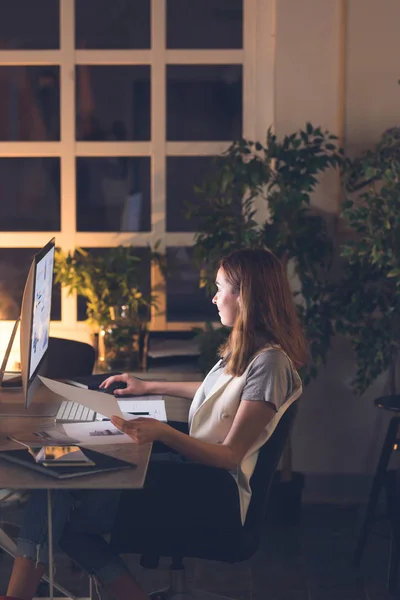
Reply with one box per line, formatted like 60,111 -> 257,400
0,447 -> 136,479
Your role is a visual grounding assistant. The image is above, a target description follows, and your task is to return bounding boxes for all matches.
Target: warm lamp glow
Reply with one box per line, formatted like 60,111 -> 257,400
0,320 -> 21,371
97,327 -> 106,366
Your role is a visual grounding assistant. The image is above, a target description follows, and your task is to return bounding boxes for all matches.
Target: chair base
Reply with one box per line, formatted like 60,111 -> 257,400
148,557 -> 248,600
150,588 -> 237,600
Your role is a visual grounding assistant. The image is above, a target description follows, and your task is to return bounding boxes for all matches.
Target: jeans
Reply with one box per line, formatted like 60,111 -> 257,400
16,489 -> 128,586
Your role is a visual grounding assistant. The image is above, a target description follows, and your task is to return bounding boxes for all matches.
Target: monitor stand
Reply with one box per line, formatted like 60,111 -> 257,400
0,386 -> 59,418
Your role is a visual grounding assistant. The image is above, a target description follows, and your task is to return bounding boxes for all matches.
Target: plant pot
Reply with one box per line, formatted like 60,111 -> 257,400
101,323 -> 149,372
267,471 -> 305,526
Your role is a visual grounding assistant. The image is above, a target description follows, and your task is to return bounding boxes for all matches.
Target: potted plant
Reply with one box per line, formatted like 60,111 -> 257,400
54,245 -> 163,372
334,126 -> 400,395
187,124 -> 344,522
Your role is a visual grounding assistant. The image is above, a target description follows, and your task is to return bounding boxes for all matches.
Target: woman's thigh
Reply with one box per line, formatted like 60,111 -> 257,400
118,460 -> 242,530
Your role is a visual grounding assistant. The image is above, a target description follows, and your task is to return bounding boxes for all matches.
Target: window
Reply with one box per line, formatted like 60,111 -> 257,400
0,0 -> 274,358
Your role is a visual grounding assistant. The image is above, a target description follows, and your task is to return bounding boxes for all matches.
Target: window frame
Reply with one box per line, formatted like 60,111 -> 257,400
0,0 -> 275,353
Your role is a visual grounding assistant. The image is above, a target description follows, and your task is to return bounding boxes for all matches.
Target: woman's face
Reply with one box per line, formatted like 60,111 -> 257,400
212,267 -> 240,327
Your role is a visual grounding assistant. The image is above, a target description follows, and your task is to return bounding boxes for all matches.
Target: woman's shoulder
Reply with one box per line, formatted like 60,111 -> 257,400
249,347 -> 292,375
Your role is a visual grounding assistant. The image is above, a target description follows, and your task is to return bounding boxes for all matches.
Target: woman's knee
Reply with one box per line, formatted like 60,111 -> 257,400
15,537 -> 50,566
67,489 -> 122,534
18,489 -> 76,551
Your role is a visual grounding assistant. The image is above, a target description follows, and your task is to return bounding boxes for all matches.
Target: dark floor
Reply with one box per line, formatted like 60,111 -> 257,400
0,503 -> 397,599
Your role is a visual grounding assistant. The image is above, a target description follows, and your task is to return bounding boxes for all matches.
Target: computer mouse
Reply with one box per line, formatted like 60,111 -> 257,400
100,381 -> 127,394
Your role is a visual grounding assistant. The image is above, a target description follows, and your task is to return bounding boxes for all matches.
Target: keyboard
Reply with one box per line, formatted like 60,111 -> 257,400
55,378 -> 127,423
55,400 -> 96,423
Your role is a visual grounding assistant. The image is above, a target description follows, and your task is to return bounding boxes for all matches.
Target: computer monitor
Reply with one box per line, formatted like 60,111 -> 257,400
0,238 -> 55,409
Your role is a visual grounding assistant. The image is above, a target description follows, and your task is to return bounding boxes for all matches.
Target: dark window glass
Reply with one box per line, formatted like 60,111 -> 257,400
166,156 -> 218,232
76,66 -> 150,141
77,247 -> 151,321
0,159 -> 60,232
166,247 -> 216,322
75,0 -> 150,49
0,67 -> 60,141
167,0 -> 242,49
76,157 -> 150,232
0,0 -> 59,49
0,248 -> 61,321
167,65 -> 242,141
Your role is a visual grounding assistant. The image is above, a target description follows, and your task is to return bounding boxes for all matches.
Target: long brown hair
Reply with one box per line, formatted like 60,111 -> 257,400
219,248 -> 308,375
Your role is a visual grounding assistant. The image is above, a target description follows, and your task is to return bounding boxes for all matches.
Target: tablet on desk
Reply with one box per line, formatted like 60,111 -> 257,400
34,445 -> 95,467
0,447 -> 136,479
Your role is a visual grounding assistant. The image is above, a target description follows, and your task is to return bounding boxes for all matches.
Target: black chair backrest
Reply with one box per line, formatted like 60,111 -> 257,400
45,337 -> 95,379
244,401 -> 299,531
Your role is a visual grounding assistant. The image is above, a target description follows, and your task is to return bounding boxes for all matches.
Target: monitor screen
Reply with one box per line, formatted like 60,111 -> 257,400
19,238 -> 55,408
0,238 -> 55,412
29,244 -> 55,379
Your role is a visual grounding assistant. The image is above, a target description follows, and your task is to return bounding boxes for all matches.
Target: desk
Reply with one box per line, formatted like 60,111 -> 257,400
0,384 -> 153,600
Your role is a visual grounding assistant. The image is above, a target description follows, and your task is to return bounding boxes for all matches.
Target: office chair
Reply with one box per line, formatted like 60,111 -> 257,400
45,336 -> 96,379
110,401 -> 299,600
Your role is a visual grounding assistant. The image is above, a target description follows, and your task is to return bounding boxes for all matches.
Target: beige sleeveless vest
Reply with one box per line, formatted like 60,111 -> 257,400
188,346 -> 302,525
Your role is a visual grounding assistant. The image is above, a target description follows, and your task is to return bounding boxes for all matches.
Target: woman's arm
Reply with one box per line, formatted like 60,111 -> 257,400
111,399 -> 276,470
162,399 -> 276,468
144,379 -> 202,399
100,373 -> 201,400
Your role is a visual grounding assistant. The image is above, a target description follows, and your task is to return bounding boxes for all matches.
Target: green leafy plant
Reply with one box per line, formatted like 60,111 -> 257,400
54,245 -> 162,329
192,323 -> 230,375
333,127 -> 400,394
188,124 -> 344,383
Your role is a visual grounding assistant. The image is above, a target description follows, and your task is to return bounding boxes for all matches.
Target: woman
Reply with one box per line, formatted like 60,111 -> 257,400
3,248 -> 307,600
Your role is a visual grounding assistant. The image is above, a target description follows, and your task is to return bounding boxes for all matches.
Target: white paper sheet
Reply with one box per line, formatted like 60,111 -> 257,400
62,419 -> 134,446
96,398 -> 167,422
38,376 -> 124,419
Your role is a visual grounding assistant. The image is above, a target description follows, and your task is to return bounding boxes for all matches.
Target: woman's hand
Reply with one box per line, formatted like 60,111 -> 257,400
110,415 -> 169,444
99,373 -> 150,396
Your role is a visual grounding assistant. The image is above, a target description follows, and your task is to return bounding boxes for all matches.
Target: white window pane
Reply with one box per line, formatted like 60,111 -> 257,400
0,0 -> 59,49
166,247 -> 216,322
0,67 -> 59,141
0,158 -> 60,231
167,0 -> 242,49
76,157 -> 150,232
75,0 -> 150,49
76,66 -> 150,142
167,65 -> 242,141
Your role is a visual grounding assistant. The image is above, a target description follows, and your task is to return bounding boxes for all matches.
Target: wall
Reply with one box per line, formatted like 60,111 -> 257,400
275,0 -> 343,216
274,0 -> 400,500
345,0 -> 400,154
